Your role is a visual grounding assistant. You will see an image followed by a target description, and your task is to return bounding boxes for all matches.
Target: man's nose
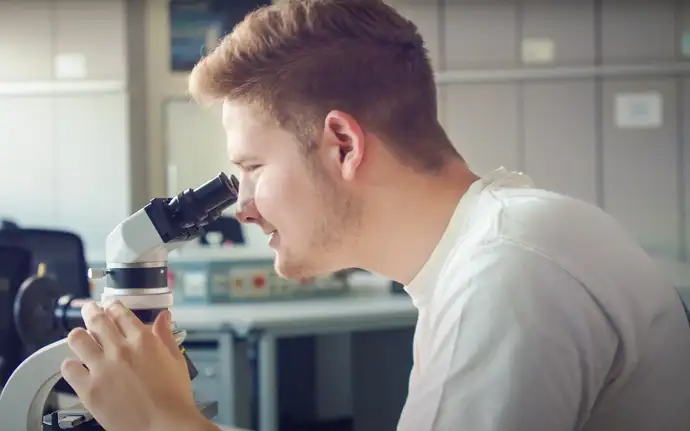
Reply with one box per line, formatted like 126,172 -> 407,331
235,198 -> 260,224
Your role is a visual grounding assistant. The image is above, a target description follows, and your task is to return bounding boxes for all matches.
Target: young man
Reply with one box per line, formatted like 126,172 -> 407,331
62,0 -> 690,430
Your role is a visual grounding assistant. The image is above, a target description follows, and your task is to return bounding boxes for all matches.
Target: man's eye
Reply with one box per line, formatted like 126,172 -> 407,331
244,165 -> 262,172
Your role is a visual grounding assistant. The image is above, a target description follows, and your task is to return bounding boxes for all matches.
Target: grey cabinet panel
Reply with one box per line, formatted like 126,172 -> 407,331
521,0 -> 596,66
387,1 -> 441,71
0,97 -> 56,226
0,0 -> 53,80
681,79 -> 690,261
445,83 -> 520,175
523,81 -> 598,205
443,1 -> 518,69
678,1 -> 690,60
54,0 -> 127,80
601,0 -> 676,64
602,78 -> 680,258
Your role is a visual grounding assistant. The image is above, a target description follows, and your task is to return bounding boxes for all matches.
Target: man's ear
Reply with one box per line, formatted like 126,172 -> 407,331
323,110 -> 364,181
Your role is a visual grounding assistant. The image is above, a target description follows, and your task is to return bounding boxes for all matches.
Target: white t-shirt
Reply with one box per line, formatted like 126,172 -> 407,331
397,167 -> 690,431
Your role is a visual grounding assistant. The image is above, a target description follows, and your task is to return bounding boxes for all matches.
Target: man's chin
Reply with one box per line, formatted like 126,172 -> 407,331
273,253 -> 320,281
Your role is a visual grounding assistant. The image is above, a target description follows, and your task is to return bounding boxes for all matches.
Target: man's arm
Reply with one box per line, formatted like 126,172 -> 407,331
397,240 -> 619,430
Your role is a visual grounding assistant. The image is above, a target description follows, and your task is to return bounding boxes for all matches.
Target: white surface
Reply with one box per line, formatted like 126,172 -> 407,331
398,168 -> 690,431
54,53 -> 87,79
521,38 -> 555,64
172,287 -> 416,336
615,92 -> 663,129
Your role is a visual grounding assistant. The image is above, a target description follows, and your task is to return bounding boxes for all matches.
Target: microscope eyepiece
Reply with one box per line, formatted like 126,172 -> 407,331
193,172 -> 239,215
167,172 -> 239,230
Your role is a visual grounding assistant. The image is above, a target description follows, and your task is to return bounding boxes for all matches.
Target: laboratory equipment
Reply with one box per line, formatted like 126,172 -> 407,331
0,172 -> 239,430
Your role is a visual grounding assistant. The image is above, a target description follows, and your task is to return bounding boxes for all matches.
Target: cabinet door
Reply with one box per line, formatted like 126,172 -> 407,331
523,80 -> 598,205
0,97 -> 56,226
443,1 -> 518,70
445,83 -> 520,175
54,94 -> 131,260
53,0 -> 127,80
0,0 -> 53,80
521,0 -> 596,66
600,0 -> 676,64
602,78 -> 680,259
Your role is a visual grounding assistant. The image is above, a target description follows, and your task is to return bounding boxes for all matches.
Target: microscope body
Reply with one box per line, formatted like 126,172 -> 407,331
0,173 -> 239,430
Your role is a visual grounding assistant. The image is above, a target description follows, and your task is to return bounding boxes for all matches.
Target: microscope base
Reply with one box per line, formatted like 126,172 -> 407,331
41,400 -> 219,430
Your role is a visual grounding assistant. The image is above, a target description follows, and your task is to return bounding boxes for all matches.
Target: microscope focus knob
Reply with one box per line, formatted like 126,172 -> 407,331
88,268 -> 108,279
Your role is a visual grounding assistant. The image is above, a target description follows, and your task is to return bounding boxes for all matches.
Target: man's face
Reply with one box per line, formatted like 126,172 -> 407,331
222,100 -> 362,279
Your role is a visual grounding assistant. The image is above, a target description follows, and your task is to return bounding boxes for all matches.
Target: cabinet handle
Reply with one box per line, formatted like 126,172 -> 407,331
204,366 -> 216,377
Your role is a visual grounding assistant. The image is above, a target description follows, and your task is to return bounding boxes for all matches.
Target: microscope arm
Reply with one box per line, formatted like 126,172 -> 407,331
0,338 -> 74,431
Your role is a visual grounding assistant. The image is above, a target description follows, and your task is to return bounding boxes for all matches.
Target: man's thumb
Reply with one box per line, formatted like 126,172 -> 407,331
152,310 -> 181,358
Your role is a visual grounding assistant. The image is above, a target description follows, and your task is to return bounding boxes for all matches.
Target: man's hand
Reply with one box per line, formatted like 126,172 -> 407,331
60,300 -> 209,431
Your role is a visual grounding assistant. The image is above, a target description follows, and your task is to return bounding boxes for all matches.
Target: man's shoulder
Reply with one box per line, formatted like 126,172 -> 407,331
431,238 -> 582,325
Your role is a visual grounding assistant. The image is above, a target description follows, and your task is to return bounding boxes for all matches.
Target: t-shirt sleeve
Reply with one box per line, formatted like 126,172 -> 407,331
397,240 -> 619,431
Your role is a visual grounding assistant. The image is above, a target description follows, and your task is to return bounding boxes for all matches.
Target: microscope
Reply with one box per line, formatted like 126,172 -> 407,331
0,172 -> 239,430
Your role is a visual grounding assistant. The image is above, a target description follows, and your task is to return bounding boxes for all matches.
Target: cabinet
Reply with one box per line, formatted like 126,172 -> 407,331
0,93 -> 132,260
601,78 -> 681,258
53,0 -> 128,80
53,94 -> 132,258
0,0 -> 132,261
0,97 -> 56,226
0,0 -> 127,81
0,0 -> 53,81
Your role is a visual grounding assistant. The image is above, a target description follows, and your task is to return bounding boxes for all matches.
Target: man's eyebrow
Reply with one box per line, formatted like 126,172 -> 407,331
229,154 -> 260,166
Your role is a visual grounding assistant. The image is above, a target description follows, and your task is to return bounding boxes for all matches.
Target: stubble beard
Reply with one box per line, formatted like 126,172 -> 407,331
275,164 -> 361,280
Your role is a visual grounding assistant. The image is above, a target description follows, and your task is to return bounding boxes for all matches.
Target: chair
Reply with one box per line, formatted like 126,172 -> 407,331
0,228 -> 90,397
0,228 -> 90,303
0,245 -> 32,386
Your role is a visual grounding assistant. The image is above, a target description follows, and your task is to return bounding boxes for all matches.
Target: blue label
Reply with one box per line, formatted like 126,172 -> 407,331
682,32 -> 690,56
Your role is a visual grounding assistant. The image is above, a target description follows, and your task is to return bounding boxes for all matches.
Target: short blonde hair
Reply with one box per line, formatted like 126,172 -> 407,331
189,0 -> 456,171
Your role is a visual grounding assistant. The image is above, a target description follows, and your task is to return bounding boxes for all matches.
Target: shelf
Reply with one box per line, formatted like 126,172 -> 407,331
2,63 -> 687,96
0,80 -> 126,96
435,62 -> 690,84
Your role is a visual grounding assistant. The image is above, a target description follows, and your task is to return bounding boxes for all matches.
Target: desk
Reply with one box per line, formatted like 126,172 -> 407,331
172,287 -> 418,431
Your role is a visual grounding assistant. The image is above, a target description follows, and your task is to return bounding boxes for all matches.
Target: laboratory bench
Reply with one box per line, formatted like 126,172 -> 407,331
173,286 -> 418,431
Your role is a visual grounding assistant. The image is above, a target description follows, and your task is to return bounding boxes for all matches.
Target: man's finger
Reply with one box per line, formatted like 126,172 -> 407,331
66,328 -> 102,366
152,310 -> 182,359
104,300 -> 145,337
60,358 -> 89,390
81,301 -> 126,351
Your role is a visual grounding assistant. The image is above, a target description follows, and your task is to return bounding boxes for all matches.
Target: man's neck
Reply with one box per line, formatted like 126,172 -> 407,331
355,162 -> 478,284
